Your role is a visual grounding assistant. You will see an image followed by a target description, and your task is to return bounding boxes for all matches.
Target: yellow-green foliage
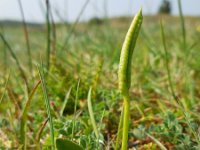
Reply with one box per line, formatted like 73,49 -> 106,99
118,9 -> 143,95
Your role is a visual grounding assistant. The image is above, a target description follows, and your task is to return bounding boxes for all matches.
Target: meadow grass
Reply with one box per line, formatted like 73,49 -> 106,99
0,11 -> 200,150
38,63 -> 55,149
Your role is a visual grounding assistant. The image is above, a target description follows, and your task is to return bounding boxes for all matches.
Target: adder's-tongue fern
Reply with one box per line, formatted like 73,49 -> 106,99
118,9 -> 143,95
118,8 -> 143,150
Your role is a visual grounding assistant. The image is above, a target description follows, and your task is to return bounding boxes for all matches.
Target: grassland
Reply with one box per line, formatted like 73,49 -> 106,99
0,15 -> 200,149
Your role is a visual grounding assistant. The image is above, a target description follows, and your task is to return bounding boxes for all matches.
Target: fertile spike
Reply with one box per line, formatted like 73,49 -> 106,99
118,9 -> 143,95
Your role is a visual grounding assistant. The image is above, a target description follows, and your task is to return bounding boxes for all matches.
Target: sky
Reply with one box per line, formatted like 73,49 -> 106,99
0,0 -> 200,23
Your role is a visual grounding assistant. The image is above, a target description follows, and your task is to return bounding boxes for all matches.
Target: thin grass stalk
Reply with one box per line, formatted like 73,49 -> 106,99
20,80 -> 41,149
38,63 -> 55,149
160,20 -> 176,100
0,73 -> 10,104
3,41 -> 7,73
60,87 -> 72,117
87,88 -> 101,149
178,0 -> 186,50
72,79 -> 80,138
50,8 -> 57,65
38,0 -> 46,18
61,0 -> 90,50
0,33 -> 29,92
64,0 -> 68,23
160,19 -> 186,106
178,0 -> 195,107
18,0 -> 32,73
160,20 -> 200,144
36,118 -> 49,149
7,108 -> 17,136
178,0 -> 194,108
0,26 -> 8,73
118,9 -> 143,150
103,0 -> 108,19
46,0 -> 51,70
145,133 -> 167,150
51,6 -> 69,28
87,87 -> 99,139
7,87 -> 21,117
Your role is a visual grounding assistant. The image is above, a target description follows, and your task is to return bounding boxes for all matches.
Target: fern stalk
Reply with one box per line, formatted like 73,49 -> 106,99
118,9 -> 143,150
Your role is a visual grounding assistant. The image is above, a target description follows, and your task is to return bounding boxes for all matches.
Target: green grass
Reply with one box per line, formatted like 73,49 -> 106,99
0,14 -> 200,149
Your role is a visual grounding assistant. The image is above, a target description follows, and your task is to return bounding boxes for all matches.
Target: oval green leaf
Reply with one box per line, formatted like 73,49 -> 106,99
56,138 -> 84,150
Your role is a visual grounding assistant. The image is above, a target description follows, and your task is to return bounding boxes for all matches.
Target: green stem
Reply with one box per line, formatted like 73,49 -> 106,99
38,64 -> 55,149
178,0 -> 186,50
18,0 -> 32,73
122,95 -> 130,150
115,108 -> 123,150
46,0 -> 51,71
61,0 -> 90,50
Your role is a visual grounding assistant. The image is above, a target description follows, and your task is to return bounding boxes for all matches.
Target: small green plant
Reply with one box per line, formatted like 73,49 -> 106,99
56,138 -> 84,150
87,87 -> 99,139
45,0 -> 51,70
117,9 -> 143,150
160,19 -> 200,145
1,3 -> 200,149
178,0 -> 186,50
149,112 -> 198,149
38,63 -> 55,149
20,80 -> 41,149
0,33 -> 29,92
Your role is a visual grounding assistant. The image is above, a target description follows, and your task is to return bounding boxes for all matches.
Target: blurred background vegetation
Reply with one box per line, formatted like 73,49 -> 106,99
0,0 -> 200,149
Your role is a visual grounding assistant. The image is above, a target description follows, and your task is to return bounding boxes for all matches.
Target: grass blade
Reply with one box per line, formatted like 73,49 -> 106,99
160,20 -> 176,101
0,26 -> 8,73
0,33 -> 29,92
56,138 -> 84,150
50,7 -> 57,65
61,0 -> 90,50
36,118 -> 49,149
60,87 -> 72,117
72,79 -> 80,138
18,0 -> 32,73
178,0 -> 186,50
87,87 -> 99,139
38,63 -> 55,149
20,80 -> 41,149
46,0 -> 51,70
0,73 -> 10,104
146,133 -> 167,150
160,19 -> 200,144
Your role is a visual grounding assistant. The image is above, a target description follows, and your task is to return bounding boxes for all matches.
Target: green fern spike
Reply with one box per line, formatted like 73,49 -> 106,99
118,8 -> 143,95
